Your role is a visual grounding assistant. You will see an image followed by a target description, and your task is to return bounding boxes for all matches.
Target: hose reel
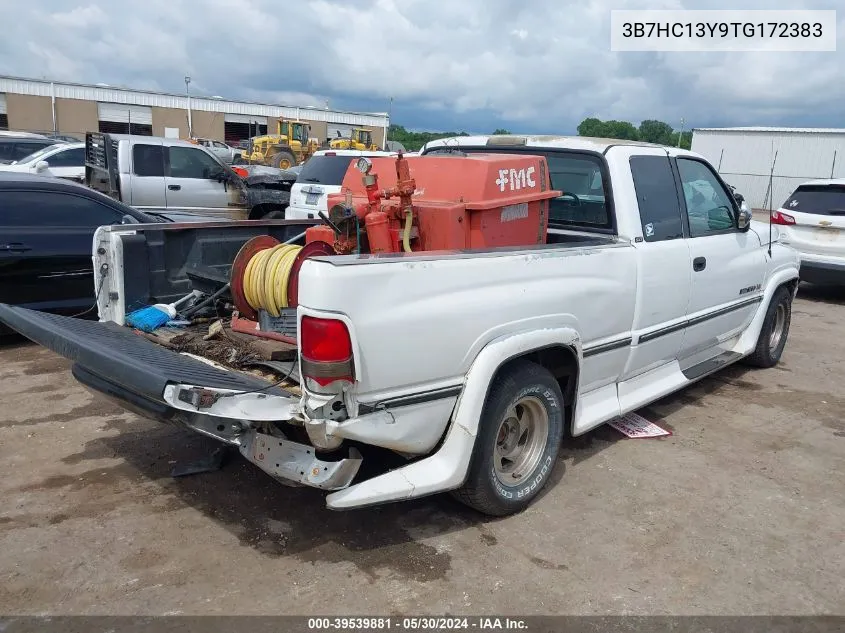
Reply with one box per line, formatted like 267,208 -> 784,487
230,235 -> 335,322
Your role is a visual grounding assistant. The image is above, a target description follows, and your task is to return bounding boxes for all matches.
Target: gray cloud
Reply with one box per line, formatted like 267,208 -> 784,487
1,0 -> 843,132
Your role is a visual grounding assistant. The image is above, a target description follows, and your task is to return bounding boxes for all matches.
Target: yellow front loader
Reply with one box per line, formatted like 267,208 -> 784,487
328,128 -> 380,151
238,120 -> 320,169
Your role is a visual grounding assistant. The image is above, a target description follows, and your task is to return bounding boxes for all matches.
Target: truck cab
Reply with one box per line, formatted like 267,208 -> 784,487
85,133 -> 293,220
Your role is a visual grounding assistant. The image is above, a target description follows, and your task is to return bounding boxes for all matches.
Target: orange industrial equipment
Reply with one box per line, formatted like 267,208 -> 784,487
230,152 -> 560,345
305,153 -> 561,255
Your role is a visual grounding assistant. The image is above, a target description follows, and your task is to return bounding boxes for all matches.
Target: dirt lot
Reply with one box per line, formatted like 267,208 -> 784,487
0,286 -> 843,616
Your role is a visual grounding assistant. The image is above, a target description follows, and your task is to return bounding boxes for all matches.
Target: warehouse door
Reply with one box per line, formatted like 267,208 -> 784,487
97,103 -> 153,136
0,94 -> 7,130
224,114 -> 267,145
326,123 -> 354,143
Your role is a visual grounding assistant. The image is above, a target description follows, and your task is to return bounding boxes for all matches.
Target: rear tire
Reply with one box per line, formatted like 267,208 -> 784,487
743,286 -> 792,368
453,360 -> 565,516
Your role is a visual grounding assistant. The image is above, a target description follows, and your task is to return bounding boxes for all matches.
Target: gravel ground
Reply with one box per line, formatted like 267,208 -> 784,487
0,285 -> 842,616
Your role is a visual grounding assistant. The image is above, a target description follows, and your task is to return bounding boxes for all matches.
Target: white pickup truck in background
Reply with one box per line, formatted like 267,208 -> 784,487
0,135 -> 800,516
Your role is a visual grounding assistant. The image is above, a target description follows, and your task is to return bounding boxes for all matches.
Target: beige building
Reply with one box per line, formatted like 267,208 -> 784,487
0,75 -> 389,147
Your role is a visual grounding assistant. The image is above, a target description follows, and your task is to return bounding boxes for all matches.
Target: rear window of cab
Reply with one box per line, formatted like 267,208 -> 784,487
421,146 -> 612,231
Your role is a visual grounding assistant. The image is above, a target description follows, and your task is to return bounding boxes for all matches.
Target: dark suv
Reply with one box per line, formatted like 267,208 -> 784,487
0,133 -> 63,164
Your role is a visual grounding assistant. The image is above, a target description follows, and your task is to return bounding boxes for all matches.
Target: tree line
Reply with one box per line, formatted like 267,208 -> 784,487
386,125 -> 512,151
387,120 -> 691,150
577,118 -> 692,149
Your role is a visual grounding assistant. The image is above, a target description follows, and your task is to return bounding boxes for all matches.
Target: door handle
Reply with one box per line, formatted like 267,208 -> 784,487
0,243 -> 32,253
168,184 -> 182,191
693,256 -> 707,272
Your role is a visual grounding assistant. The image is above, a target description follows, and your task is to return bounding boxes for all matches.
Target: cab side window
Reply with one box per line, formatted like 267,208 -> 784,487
630,155 -> 684,242
168,146 -> 223,179
677,158 -> 736,237
133,144 -> 166,177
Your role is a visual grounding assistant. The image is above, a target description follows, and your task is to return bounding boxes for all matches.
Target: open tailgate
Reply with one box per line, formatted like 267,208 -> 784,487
0,304 -> 292,402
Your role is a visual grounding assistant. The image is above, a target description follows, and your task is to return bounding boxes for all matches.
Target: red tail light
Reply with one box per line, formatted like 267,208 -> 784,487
771,210 -> 795,225
300,316 -> 354,390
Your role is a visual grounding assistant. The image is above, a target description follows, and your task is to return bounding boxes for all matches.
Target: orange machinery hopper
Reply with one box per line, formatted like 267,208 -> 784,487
309,154 -> 561,254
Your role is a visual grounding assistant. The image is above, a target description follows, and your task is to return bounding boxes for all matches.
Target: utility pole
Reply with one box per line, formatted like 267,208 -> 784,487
185,75 -> 192,138
677,117 -> 685,148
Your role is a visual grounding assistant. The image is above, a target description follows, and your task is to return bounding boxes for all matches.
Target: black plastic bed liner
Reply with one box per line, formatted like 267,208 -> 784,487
0,304 -> 290,402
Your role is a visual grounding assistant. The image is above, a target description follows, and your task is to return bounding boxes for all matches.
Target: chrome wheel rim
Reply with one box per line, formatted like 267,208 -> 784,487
769,303 -> 787,353
493,396 -> 549,486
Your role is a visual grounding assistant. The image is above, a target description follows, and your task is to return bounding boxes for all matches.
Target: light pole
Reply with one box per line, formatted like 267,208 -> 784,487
385,96 -> 393,148
677,117 -> 685,148
185,75 -> 193,138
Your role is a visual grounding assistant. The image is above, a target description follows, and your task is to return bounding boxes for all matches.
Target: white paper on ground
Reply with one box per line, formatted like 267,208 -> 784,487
607,412 -> 672,438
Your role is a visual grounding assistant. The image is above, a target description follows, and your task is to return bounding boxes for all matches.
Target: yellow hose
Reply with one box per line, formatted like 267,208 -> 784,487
402,209 -> 413,253
242,244 -> 302,316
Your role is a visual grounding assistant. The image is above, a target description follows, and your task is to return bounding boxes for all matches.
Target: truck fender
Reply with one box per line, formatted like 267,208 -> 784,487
733,265 -> 800,356
325,327 -> 581,510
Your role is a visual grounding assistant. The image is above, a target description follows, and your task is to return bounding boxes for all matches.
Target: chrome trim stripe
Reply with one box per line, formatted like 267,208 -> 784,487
582,337 -> 633,357
637,296 -> 763,344
358,385 -> 463,414
583,296 -> 764,352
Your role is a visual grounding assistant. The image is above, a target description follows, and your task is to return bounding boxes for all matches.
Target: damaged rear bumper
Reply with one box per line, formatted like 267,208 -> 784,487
240,431 -> 362,490
77,368 -> 363,490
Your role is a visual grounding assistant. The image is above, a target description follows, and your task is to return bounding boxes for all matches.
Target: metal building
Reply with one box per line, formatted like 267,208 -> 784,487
691,127 -> 845,211
0,75 -> 389,147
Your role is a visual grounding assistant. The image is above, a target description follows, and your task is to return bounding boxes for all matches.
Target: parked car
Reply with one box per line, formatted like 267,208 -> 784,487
0,135 -> 799,516
0,142 -> 85,182
772,179 -> 845,285
0,132 -> 64,165
0,172 -> 216,324
45,133 -> 83,143
286,149 -> 397,220
84,133 -> 296,220
191,137 -> 240,164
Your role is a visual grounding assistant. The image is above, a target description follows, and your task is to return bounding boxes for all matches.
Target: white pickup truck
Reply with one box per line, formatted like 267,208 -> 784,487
0,135 -> 800,516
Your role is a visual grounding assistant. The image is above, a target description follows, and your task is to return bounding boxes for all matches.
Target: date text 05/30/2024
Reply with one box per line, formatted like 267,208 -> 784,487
307,617 -> 528,630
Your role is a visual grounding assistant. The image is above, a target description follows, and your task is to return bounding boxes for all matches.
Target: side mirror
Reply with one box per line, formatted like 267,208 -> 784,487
35,160 -> 49,172
121,214 -> 139,225
737,204 -> 752,232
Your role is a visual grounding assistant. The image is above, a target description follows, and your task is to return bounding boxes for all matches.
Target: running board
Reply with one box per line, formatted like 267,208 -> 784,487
681,351 -> 743,381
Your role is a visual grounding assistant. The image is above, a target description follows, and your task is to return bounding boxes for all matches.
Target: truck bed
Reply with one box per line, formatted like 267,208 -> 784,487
95,219 -> 318,322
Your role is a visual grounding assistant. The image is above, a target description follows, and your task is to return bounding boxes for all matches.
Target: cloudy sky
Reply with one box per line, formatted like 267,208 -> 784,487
1,0 -> 843,133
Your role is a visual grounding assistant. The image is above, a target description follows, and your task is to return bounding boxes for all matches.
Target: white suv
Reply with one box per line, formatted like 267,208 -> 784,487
773,179 -> 845,285
286,149 -> 396,220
